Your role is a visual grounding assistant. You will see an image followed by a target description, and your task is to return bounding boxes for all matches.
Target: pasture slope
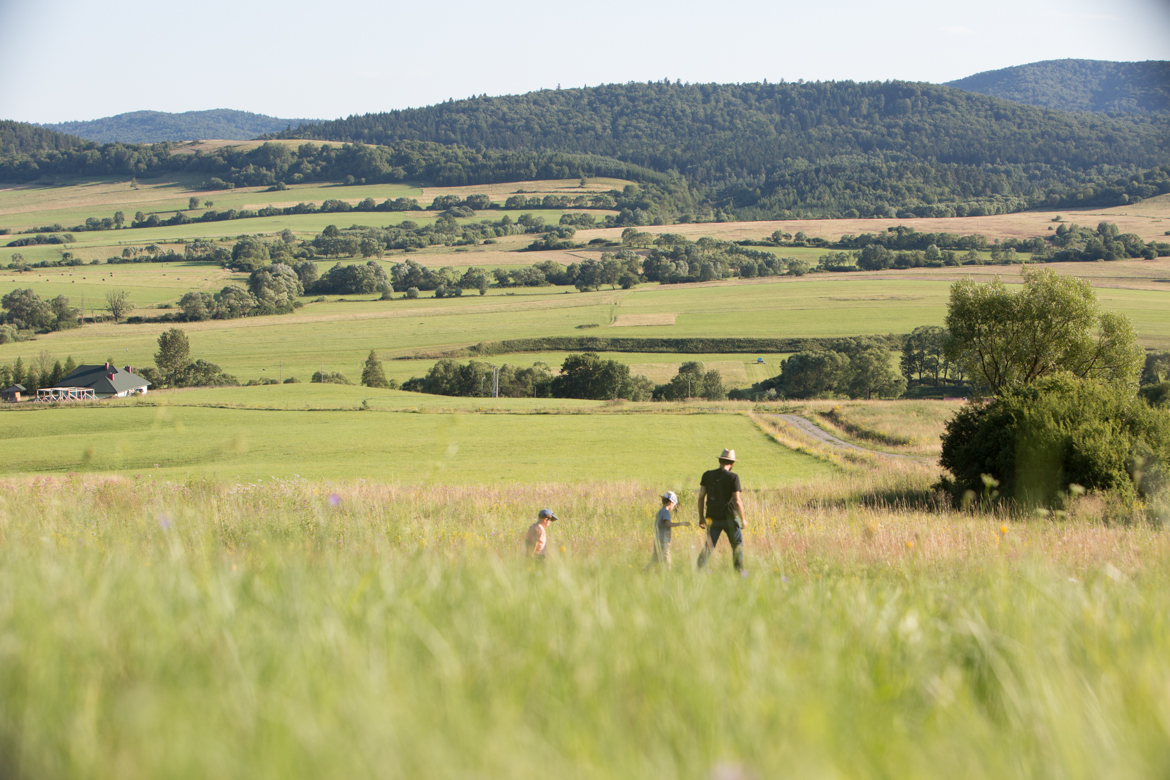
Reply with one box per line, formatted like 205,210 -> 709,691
0,173 -> 1168,778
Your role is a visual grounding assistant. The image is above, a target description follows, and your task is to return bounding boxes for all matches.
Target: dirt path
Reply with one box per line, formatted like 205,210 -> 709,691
775,414 -> 920,460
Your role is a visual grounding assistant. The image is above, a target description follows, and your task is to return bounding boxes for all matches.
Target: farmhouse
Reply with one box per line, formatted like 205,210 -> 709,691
1,384 -> 25,403
39,363 -> 150,401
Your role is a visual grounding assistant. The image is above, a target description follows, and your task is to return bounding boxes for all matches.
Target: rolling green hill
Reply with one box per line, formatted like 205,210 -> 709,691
42,109 -> 320,144
946,59 -> 1170,115
5,75 -> 1170,221
268,79 -> 1170,218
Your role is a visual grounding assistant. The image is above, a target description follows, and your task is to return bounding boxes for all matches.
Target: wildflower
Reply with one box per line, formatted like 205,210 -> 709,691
158,514 -> 171,530
905,540 -> 914,550
1000,524 -> 1008,535
329,493 -> 341,507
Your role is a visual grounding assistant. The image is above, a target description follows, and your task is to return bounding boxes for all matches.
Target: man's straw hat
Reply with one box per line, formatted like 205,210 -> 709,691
719,448 -> 737,462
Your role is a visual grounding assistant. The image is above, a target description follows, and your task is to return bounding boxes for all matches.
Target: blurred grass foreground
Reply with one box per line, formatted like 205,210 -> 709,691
0,475 -> 1168,779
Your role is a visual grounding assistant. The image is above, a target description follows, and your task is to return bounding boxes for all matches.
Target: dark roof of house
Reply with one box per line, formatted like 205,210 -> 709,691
55,364 -> 150,395
1,384 -> 25,394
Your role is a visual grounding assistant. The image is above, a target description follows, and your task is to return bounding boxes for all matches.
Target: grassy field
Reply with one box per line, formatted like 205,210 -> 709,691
0,396 -> 838,484
5,268 -> 1169,385
0,469 -> 1167,779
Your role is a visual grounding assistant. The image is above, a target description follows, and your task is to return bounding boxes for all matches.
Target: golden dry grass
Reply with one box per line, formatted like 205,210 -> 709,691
574,195 -> 1170,244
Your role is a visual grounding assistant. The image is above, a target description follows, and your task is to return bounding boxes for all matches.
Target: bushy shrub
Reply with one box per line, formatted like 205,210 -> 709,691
938,374 -> 1170,509
311,371 -> 351,385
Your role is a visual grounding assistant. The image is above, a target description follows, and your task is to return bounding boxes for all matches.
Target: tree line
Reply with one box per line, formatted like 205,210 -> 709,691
5,190 -> 623,242
399,354 -> 728,402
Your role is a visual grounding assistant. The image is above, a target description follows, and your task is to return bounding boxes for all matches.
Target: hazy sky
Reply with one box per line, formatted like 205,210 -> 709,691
1,0 -> 1168,124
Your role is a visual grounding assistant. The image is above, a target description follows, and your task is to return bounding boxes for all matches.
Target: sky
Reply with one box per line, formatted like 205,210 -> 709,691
1,0 -> 1168,124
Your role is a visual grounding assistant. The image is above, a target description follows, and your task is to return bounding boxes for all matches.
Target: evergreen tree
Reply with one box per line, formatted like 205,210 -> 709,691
361,350 -> 390,389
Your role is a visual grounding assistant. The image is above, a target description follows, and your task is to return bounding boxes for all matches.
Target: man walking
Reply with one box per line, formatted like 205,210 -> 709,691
696,448 -> 747,574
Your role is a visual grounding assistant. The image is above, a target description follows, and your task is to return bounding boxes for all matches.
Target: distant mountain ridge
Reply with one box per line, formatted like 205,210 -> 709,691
41,109 -> 320,144
945,59 -> 1170,114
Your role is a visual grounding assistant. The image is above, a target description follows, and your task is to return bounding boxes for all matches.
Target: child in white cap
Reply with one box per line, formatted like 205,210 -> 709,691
645,491 -> 690,569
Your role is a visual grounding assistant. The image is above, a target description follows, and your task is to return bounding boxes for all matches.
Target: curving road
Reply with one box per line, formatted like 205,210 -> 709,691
775,414 -> 918,459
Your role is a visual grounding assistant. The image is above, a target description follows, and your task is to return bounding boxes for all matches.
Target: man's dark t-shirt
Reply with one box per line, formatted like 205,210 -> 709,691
700,468 -> 742,524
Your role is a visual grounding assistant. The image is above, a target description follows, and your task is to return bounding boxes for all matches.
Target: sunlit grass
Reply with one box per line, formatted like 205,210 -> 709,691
0,474 -> 1167,779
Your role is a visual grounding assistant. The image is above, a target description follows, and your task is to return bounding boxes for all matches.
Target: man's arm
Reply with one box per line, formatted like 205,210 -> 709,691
697,486 -> 707,529
732,491 -> 746,528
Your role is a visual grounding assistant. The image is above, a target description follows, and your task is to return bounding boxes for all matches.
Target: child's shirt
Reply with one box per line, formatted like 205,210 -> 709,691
526,521 -> 547,555
655,507 -> 673,546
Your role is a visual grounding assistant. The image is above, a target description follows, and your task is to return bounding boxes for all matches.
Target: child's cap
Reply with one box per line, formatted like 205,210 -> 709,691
538,508 -> 558,521
662,491 -> 678,504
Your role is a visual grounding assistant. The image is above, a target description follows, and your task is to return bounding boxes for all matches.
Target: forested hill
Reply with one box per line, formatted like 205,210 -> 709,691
5,80 -> 1170,221
946,60 -> 1170,115
0,120 -> 87,157
271,81 -> 1169,179
950,59 -> 1170,114
42,110 -> 319,144
265,80 -> 1170,218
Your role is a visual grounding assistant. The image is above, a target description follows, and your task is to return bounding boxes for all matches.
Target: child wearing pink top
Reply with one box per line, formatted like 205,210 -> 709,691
525,508 -> 557,559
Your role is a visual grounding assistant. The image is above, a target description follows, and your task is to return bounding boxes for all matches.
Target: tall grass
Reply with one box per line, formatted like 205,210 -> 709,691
0,475 -> 1167,779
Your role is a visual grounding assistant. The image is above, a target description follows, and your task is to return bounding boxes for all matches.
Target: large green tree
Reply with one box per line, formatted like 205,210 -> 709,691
552,353 -> 631,400
1,288 -> 53,330
104,290 -> 131,323
360,350 -> 390,389
944,267 -> 1143,396
154,328 -> 191,385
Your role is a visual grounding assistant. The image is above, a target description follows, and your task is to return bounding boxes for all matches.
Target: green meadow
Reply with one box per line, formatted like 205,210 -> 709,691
0,398 -> 836,484
0,474 -> 1167,779
4,274 -> 1169,384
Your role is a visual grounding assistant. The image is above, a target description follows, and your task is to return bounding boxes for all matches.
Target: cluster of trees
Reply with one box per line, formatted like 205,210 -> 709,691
0,353 -> 78,395
809,222 -> 1169,273
6,233 -> 74,247
1,288 -> 82,336
1043,221 -> 1169,262
936,267 -> 1170,511
402,353 -> 656,401
652,363 -> 726,401
177,263 -> 305,321
402,359 -> 555,398
145,328 -> 236,388
899,326 -> 965,389
401,355 -> 727,402
732,338 -> 906,401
